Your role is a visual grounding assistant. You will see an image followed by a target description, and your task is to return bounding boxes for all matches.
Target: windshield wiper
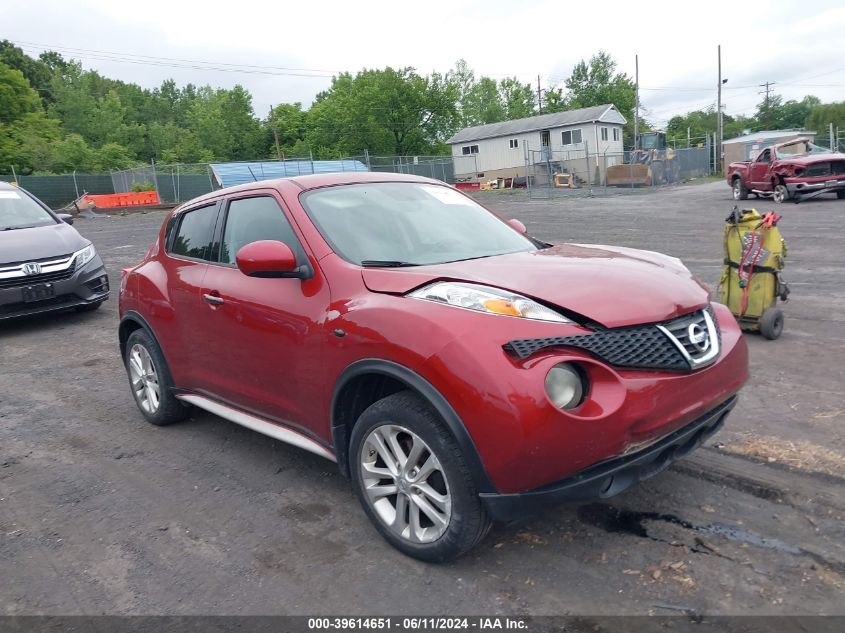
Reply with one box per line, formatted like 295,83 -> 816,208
360,260 -> 420,268
1,226 -> 22,231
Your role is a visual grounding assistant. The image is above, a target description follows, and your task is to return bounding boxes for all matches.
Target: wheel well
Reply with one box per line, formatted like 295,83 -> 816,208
329,362 -> 497,494
732,174 -> 742,183
118,318 -> 143,357
332,373 -> 407,476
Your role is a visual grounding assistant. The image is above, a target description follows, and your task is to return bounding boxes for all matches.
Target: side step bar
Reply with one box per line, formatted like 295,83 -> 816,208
176,393 -> 336,462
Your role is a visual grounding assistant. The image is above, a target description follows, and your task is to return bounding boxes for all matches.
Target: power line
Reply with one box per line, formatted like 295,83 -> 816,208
14,39 -> 341,75
16,46 -> 337,79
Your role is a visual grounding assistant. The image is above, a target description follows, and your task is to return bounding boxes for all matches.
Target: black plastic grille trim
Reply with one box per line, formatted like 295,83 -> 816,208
504,307 -> 718,371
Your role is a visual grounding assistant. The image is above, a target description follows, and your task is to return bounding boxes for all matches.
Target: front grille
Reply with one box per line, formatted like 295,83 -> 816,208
0,259 -> 77,289
0,252 -> 73,269
505,307 -> 720,371
659,306 -> 720,361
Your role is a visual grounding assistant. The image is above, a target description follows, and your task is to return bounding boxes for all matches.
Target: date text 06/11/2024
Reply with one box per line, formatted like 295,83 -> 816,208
307,618 -> 529,630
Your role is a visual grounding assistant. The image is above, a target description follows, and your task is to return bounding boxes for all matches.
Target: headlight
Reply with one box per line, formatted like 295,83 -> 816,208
408,282 -> 570,323
73,244 -> 96,268
545,363 -> 586,409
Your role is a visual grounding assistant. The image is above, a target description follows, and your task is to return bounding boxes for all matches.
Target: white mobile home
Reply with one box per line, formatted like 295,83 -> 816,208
447,104 -> 627,182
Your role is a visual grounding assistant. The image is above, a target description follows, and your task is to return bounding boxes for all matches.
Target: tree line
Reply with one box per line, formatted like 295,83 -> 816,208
666,95 -> 844,147
1,39 -> 843,175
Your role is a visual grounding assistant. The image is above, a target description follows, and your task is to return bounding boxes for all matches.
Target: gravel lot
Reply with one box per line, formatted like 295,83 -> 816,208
1,181 -> 843,616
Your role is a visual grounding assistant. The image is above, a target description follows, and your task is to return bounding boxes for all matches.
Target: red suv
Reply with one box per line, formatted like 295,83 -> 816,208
119,173 -> 749,561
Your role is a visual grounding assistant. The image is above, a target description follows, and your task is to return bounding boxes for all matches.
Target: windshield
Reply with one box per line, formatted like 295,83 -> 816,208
0,189 -> 56,231
640,134 -> 660,150
300,182 -> 536,266
775,140 -> 829,159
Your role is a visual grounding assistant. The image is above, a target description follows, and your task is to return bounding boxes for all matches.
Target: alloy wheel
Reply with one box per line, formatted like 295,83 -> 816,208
128,343 -> 161,414
359,424 -> 452,544
773,184 -> 788,203
733,181 -> 742,200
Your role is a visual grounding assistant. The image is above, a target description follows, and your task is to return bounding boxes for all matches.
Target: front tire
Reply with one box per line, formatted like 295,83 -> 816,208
732,177 -> 748,200
124,329 -> 190,426
349,391 -> 491,562
836,190 -> 845,199
773,184 -> 789,204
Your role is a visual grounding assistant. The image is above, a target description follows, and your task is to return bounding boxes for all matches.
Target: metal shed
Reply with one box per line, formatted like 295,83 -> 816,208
210,160 -> 368,189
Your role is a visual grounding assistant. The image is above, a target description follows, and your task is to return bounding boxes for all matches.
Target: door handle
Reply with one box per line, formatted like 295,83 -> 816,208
203,293 -> 224,306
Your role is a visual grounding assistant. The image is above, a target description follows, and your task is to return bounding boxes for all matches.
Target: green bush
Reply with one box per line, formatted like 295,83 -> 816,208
130,180 -> 155,192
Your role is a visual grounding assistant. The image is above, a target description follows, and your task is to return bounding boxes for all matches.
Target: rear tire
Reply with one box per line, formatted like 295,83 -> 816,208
760,307 -> 784,340
732,177 -> 748,200
124,329 -> 190,426
349,391 -> 492,562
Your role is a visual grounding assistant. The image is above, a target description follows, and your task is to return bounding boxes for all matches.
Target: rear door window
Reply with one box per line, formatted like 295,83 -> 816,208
219,196 -> 300,265
169,204 -> 220,261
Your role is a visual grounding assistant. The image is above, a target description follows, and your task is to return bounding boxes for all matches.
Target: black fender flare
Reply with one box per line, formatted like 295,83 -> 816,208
118,310 -> 163,359
330,359 -> 497,494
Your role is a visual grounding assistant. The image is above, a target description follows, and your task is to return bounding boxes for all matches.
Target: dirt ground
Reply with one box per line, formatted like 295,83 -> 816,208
1,181 -> 843,616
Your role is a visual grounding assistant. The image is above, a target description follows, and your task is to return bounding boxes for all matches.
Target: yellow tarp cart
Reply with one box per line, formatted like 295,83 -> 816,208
720,207 -> 789,339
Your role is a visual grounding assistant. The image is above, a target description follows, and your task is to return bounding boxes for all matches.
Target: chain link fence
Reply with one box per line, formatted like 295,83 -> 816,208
112,163 -> 216,204
3,146 -> 714,208
2,156 -> 460,209
523,145 -> 712,199
0,172 -> 114,209
366,155 -> 455,182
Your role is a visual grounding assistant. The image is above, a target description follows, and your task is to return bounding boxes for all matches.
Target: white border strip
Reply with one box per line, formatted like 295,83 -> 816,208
177,394 -> 336,462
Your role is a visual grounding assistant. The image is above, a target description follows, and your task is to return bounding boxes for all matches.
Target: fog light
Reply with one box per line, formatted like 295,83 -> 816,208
544,363 -> 585,410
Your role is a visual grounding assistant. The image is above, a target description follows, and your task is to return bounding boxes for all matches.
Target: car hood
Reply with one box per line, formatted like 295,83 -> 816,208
0,222 -> 87,264
361,244 -> 710,328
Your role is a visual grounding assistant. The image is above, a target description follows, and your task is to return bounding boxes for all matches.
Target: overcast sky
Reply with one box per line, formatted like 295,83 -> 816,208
6,0 -> 845,129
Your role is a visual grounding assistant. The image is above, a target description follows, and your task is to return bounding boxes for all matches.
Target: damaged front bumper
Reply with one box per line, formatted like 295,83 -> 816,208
479,396 -> 737,522
786,177 -> 845,197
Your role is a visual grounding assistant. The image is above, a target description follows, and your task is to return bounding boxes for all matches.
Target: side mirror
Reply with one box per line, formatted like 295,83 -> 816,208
57,213 -> 74,225
508,218 -> 527,234
236,240 -> 310,279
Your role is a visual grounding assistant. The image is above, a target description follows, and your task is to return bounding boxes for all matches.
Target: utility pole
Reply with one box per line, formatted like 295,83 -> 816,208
269,105 -> 283,162
717,45 -> 722,173
537,75 -> 542,114
758,81 -> 775,126
634,55 -> 639,150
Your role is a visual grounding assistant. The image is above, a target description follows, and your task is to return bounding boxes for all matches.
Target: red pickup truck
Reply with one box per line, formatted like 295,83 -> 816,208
727,139 -> 845,203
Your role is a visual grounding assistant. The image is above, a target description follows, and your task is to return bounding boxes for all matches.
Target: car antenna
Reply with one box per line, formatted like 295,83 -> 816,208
247,165 -> 259,182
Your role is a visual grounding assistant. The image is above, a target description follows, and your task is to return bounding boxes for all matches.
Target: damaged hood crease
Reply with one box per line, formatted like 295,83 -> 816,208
361,244 -> 710,328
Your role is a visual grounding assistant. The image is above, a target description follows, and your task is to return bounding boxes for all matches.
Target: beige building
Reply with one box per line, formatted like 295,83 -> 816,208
722,129 -> 817,170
